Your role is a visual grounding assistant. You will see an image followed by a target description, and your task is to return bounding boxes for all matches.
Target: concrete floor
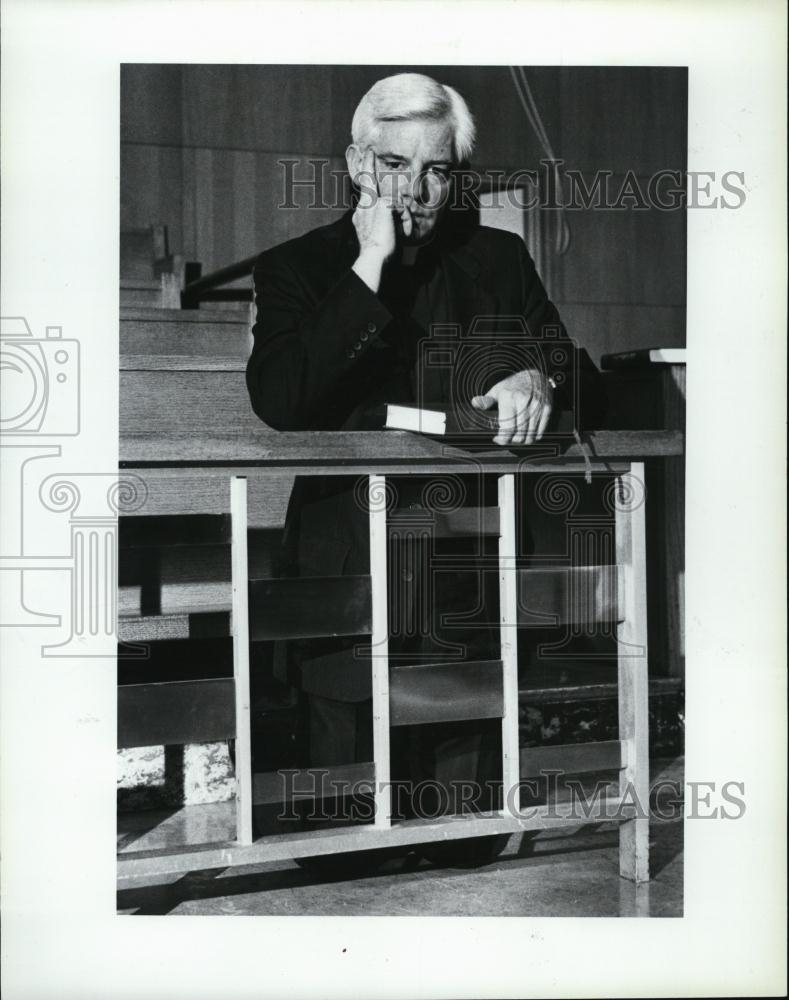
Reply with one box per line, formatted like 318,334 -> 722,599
117,758 -> 683,917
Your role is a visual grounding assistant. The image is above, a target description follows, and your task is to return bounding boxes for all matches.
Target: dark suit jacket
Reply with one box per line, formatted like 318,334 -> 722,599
246,211 -> 604,701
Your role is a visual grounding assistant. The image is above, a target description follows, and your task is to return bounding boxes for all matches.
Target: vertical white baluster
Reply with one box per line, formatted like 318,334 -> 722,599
231,476 -> 253,845
369,474 -> 391,829
498,473 -> 521,815
615,462 -> 650,882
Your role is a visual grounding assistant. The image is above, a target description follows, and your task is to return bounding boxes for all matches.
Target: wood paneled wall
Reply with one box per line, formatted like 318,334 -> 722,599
550,67 -> 687,362
120,64 -> 686,362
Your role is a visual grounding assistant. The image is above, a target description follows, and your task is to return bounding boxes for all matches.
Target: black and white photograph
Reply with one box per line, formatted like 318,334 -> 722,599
1,1 -> 785,997
116,62 -> 689,915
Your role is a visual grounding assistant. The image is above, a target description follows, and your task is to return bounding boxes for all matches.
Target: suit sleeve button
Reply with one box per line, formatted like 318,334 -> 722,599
346,349 -> 355,359
367,322 -> 377,333
360,331 -> 369,342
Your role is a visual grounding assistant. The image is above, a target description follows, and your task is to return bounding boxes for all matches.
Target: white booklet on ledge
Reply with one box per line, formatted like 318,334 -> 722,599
382,404 -> 447,436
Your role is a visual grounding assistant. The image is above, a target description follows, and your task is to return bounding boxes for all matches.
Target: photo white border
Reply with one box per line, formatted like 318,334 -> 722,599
1,1 -> 786,997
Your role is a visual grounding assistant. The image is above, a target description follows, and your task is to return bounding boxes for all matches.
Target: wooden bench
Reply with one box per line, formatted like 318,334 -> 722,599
120,225 -> 193,310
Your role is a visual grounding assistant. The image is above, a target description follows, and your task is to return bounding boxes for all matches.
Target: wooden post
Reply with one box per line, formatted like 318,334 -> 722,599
661,363 -> 686,680
369,474 -> 391,829
615,462 -> 650,882
498,473 -> 521,816
231,476 -> 253,845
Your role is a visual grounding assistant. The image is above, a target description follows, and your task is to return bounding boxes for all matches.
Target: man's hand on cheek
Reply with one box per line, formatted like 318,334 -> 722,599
352,149 -> 398,261
471,369 -> 554,447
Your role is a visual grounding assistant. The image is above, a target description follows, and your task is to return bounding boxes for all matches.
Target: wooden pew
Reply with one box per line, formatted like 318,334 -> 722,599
120,225 -> 188,309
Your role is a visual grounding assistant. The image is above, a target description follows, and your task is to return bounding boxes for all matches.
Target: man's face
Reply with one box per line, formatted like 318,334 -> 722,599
361,117 -> 454,245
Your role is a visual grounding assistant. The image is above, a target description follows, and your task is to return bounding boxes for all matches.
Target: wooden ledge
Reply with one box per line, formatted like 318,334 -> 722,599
120,429 -> 683,468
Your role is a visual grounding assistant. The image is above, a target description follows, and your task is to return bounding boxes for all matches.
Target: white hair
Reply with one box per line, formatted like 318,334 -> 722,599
351,73 -> 476,163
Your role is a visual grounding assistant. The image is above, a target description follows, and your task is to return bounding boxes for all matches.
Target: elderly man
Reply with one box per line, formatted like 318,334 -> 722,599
247,73 -> 602,866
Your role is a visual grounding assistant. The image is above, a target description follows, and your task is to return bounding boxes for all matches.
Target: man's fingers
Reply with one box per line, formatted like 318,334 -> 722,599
524,391 -> 544,445
356,149 -> 379,208
399,205 -> 413,237
524,410 -> 537,445
510,390 -> 531,445
493,395 -> 517,446
370,150 -> 380,195
536,401 -> 552,441
471,394 -> 497,410
476,371 -> 553,446
365,148 -> 380,196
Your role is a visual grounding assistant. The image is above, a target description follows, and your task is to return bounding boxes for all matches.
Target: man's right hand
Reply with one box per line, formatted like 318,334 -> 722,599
352,149 -> 410,293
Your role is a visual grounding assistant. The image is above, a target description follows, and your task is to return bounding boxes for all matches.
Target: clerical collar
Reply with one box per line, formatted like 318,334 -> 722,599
395,236 -> 442,271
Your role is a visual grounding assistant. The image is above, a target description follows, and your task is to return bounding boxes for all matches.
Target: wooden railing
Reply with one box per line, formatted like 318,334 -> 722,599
116,430 -> 680,883
120,427 -> 681,469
